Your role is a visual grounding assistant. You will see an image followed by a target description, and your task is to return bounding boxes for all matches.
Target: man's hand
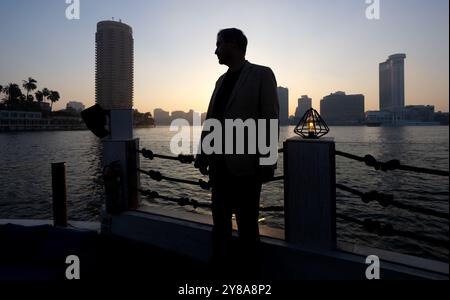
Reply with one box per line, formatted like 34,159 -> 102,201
258,166 -> 275,184
194,154 -> 209,176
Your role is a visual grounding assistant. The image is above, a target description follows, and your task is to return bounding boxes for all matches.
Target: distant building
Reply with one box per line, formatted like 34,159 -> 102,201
404,105 -> 435,122
154,108 -> 171,125
95,20 -> 134,110
379,54 -> 406,122
0,110 -> 47,132
365,110 -> 393,124
171,110 -> 186,120
153,109 -> 204,126
171,109 -> 196,125
277,87 -> 289,126
320,92 -> 365,125
434,112 -> 449,125
295,95 -> 312,120
0,110 -> 85,131
366,108 -> 444,126
66,101 -> 85,112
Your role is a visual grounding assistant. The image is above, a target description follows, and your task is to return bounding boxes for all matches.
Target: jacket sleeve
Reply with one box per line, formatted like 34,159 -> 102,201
258,67 -> 280,170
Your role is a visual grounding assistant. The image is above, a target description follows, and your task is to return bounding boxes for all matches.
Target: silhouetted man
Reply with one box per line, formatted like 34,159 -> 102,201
195,28 -> 279,278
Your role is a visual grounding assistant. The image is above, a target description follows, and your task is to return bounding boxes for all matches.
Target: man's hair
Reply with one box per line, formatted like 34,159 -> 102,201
218,28 -> 248,53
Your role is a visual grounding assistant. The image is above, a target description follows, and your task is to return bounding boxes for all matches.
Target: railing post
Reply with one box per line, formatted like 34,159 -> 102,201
51,162 -> 68,227
102,109 -> 141,215
283,136 -> 336,249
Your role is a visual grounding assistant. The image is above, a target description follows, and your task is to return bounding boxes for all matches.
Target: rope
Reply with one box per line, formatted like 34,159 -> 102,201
237,148 -> 449,177
336,183 -> 449,220
336,213 -> 449,248
137,168 -> 211,190
138,148 -> 195,164
139,189 -> 211,209
139,189 -> 284,212
335,150 -> 449,177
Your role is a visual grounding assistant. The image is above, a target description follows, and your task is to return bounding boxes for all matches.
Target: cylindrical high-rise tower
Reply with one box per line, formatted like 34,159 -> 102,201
96,20 -> 134,110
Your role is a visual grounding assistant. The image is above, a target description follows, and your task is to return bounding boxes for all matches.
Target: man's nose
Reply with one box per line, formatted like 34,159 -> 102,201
214,48 -> 218,55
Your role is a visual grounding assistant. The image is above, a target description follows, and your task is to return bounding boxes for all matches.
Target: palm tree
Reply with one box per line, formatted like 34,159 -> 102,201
0,85 -> 3,108
48,90 -> 60,111
35,90 -> 44,103
42,88 -> 50,103
3,83 -> 23,107
22,77 -> 37,103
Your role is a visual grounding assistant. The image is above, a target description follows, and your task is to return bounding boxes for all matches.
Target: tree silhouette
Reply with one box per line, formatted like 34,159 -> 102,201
2,83 -> 23,108
42,88 -> 50,103
22,77 -> 37,103
48,90 -> 60,111
35,90 -> 44,103
0,81 -> 62,111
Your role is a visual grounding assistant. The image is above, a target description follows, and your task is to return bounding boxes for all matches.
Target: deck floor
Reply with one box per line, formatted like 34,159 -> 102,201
0,223 -> 217,280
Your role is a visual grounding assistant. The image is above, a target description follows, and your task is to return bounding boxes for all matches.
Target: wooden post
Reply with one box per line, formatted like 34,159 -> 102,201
284,137 -> 336,249
51,162 -> 68,227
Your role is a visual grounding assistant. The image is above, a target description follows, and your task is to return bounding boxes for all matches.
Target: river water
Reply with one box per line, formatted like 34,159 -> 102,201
0,126 -> 448,261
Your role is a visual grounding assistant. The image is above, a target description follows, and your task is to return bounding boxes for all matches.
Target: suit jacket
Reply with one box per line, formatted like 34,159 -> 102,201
199,60 -> 280,177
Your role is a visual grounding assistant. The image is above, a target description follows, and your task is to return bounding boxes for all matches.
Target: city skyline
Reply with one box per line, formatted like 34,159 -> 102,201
0,0 -> 448,115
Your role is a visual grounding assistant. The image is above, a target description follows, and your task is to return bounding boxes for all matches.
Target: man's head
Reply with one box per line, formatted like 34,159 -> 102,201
215,28 -> 247,66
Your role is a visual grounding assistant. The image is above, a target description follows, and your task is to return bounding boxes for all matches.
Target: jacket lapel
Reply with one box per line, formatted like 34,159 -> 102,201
208,61 -> 253,119
224,61 -> 253,114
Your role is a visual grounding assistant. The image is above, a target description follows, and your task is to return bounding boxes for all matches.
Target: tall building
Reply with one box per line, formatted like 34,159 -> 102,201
66,101 -> 85,112
277,87 -> 289,126
95,20 -> 134,110
379,54 -> 406,121
295,95 -> 312,119
320,91 -> 365,125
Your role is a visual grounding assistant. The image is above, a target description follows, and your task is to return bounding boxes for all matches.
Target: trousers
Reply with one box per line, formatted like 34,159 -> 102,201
209,155 -> 262,277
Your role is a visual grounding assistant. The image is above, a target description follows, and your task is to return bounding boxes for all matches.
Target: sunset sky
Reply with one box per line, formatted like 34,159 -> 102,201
0,0 -> 448,115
